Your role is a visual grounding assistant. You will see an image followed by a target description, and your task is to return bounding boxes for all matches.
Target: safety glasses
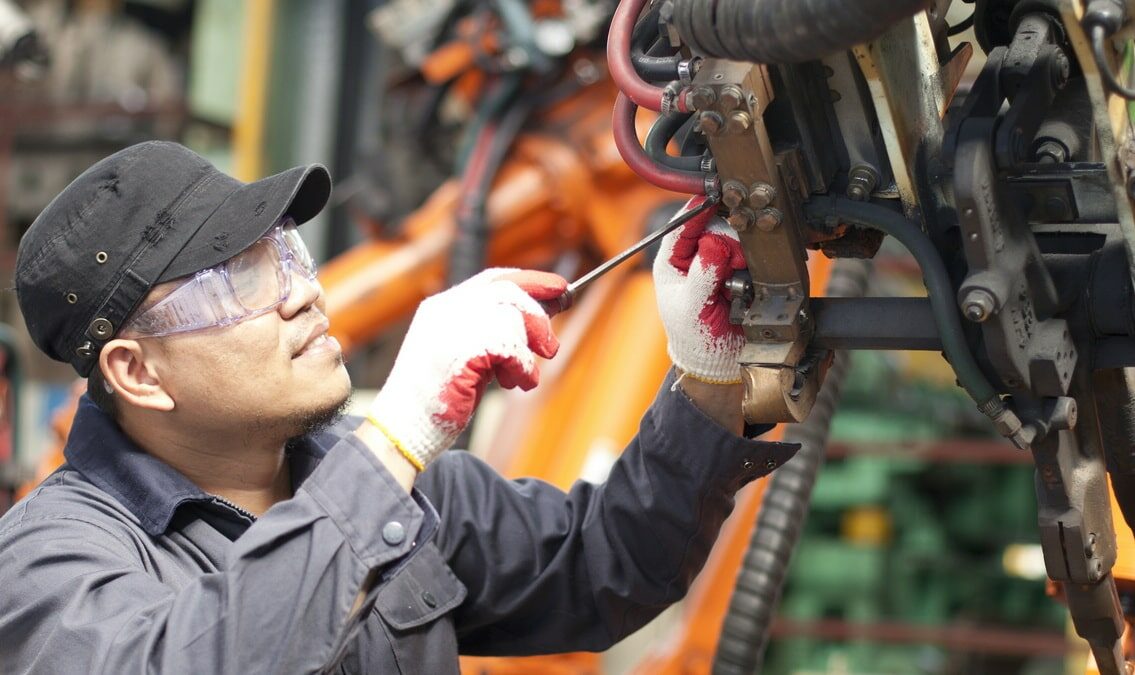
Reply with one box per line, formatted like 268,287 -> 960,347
120,217 -> 317,338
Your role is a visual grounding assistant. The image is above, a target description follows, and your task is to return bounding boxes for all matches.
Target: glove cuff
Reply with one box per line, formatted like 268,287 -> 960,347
368,387 -> 457,470
668,344 -> 742,384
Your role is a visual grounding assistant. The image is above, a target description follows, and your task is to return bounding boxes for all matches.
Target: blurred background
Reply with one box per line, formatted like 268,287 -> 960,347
0,1 -> 1106,673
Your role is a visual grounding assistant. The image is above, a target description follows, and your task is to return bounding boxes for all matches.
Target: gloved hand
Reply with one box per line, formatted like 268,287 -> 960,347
368,268 -> 566,470
653,196 -> 747,384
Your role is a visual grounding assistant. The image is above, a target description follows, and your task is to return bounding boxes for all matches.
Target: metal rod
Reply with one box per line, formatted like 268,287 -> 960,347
544,196 -> 719,314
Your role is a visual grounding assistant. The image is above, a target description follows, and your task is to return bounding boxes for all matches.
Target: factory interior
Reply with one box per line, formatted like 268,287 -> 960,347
5,0 -> 1135,673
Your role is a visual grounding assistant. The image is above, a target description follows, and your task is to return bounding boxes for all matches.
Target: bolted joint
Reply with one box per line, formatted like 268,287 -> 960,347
695,110 -> 724,136
725,110 -> 752,135
727,207 -> 756,232
721,181 -> 747,209
847,164 -> 879,202
718,84 -> 744,111
748,182 -> 777,209
686,86 -> 716,111
1034,139 -> 1068,164
962,288 -> 997,322
755,208 -> 783,232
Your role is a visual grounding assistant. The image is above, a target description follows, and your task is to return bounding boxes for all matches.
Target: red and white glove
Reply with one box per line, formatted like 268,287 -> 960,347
653,197 -> 747,383
368,268 -> 566,470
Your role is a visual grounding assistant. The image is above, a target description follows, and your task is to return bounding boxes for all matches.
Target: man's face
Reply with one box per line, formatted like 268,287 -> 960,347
139,269 -> 352,440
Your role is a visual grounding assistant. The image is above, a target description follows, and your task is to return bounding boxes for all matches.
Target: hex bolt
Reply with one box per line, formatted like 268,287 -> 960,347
755,208 -> 783,232
687,86 -> 716,111
748,182 -> 777,209
718,84 -> 744,111
847,164 -> 879,202
725,110 -> 752,135
727,207 -> 756,232
721,181 -> 747,210
695,111 -> 724,136
962,289 -> 996,322
1034,139 -> 1068,164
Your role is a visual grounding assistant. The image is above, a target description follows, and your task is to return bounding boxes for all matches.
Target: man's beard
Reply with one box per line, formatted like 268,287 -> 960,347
293,393 -> 352,437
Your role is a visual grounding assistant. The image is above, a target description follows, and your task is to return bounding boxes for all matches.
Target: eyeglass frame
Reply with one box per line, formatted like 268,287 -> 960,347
118,217 -> 318,339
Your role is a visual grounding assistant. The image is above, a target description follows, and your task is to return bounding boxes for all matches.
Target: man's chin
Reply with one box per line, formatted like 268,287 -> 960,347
293,392 -> 352,437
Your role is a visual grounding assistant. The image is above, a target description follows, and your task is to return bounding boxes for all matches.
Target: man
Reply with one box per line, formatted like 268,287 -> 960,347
0,141 -> 796,673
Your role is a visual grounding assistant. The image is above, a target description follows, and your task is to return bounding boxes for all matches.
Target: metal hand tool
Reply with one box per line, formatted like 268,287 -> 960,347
540,196 -> 720,315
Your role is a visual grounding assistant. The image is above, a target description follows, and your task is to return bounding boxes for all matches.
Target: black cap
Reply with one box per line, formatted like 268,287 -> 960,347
15,141 -> 332,376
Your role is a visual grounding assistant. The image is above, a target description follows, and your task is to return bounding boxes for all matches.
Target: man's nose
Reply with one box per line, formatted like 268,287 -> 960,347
278,269 -> 324,318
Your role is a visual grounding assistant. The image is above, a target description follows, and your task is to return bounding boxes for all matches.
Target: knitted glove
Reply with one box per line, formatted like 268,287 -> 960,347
368,268 -> 566,470
653,196 -> 747,383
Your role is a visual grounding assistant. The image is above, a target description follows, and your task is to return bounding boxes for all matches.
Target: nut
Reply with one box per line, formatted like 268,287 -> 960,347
962,288 -> 996,322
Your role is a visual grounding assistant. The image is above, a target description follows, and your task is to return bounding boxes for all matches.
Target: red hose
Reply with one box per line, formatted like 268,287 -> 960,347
612,93 -> 706,195
607,0 -> 667,111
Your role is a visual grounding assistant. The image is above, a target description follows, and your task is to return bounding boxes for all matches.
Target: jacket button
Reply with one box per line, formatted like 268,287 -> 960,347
421,591 -> 437,608
382,521 -> 406,545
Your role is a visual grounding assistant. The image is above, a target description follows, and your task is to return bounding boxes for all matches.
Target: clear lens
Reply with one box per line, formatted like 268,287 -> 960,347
281,224 -> 316,277
225,238 -> 285,310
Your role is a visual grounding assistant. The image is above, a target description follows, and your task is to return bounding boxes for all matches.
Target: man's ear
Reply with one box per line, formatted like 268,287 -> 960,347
100,339 -> 175,412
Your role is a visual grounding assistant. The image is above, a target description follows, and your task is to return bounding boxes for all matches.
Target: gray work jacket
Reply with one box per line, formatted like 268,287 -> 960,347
0,371 -> 798,673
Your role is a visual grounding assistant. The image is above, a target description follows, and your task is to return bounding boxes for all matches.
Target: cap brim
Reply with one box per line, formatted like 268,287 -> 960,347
157,164 -> 331,282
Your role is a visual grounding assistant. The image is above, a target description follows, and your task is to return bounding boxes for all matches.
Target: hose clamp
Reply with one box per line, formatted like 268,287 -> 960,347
677,56 -> 701,84
660,81 -> 684,116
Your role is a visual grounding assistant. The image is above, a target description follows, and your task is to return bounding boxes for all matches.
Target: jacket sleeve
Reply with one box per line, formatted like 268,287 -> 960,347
0,435 -> 425,674
416,369 -> 800,655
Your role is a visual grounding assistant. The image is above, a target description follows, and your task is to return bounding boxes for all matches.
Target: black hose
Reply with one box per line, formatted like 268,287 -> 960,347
645,113 -> 704,171
711,259 -> 872,675
671,0 -> 933,64
447,96 -> 534,285
804,197 -> 998,408
1090,25 -> 1135,99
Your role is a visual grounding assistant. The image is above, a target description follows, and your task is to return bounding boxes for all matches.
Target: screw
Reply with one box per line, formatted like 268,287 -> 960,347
755,208 -> 783,232
748,183 -> 776,209
1086,532 -> 1098,557
719,84 -> 744,111
1034,140 -> 1068,164
728,207 -> 756,232
725,111 -> 752,134
687,86 -> 716,110
722,181 -> 747,209
962,289 -> 996,322
847,164 -> 879,202
695,111 -> 724,135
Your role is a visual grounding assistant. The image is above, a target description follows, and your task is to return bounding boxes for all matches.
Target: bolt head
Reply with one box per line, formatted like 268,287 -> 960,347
748,183 -> 776,209
719,85 -> 743,111
725,111 -> 752,134
727,207 -> 755,232
695,111 -> 723,135
688,86 -> 716,110
722,181 -> 747,210
755,208 -> 782,232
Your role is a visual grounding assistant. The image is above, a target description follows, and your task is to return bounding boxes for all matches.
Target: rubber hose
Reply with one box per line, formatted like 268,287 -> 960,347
645,113 -> 703,171
671,0 -> 933,65
711,258 -> 871,675
613,93 -> 707,194
803,197 -> 998,407
609,0 -> 667,110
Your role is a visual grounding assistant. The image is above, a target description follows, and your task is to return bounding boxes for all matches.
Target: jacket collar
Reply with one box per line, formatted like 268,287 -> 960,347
63,395 -> 329,536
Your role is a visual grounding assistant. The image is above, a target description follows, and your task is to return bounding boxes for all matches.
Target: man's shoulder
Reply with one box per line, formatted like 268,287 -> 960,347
0,465 -> 142,549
